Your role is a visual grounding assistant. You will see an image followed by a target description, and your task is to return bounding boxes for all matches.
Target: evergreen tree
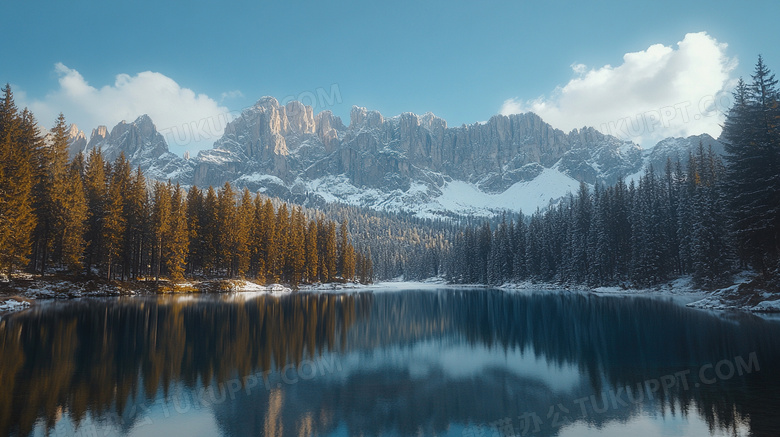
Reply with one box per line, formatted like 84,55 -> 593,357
512,214 -> 527,280
689,144 -> 733,287
325,221 -> 337,282
201,186 -> 219,274
102,166 -> 126,280
151,181 -> 171,281
31,113 -> 70,274
233,188 -> 253,277
588,184 -> 610,285
127,167 -> 149,278
84,149 -> 107,275
272,203 -> 289,282
570,182 -> 591,283
288,206 -> 306,285
165,183 -> 189,281
304,218 -> 319,283
59,160 -> 88,274
185,186 -> 204,275
248,195 -> 267,280
108,154 -> 133,279
0,86 -> 37,273
723,57 -> 780,275
342,241 -> 356,281
260,199 -> 277,283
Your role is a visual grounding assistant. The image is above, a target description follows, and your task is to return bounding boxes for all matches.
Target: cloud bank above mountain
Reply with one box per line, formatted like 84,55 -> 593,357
24,63 -> 232,155
500,32 -> 737,147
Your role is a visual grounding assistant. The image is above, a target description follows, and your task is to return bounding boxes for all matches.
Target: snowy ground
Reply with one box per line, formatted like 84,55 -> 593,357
493,274 -> 780,313
0,298 -> 31,314
303,168 -> 582,219
684,272 -> 780,312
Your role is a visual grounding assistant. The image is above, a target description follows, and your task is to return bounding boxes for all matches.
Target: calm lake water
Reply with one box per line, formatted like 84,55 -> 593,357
1,288 -> 779,437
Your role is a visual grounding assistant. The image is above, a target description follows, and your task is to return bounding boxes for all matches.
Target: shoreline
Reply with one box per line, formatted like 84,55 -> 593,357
2,273 -> 778,315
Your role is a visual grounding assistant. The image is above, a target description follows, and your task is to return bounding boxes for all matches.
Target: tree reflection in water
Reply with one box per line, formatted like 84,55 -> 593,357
0,290 -> 778,436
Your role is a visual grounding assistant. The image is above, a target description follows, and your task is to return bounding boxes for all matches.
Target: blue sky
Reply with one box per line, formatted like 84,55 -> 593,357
4,1 -> 779,155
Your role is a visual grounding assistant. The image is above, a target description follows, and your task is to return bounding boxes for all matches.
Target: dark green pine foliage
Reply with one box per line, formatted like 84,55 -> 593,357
689,143 -> 733,288
723,57 -> 780,275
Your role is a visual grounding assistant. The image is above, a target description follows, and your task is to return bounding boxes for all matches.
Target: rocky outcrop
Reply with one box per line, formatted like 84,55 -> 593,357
66,124 -> 87,158
86,125 -> 108,151
84,115 -> 192,182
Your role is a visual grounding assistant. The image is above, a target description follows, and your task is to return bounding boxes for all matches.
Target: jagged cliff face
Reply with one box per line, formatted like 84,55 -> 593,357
68,98 -> 723,218
191,98 -> 646,196
66,124 -> 87,158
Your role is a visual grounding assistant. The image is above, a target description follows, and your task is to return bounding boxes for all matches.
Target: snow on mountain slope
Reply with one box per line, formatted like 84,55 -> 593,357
303,167 -> 581,218
431,168 -> 581,216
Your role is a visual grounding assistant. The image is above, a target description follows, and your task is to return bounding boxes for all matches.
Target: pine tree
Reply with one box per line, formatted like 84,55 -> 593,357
723,57 -> 780,275
512,214 -> 527,281
127,167 -> 149,279
342,241 -> 356,281
84,149 -> 107,275
288,206 -> 306,285
304,220 -> 319,283
260,198 -> 277,283
31,113 -> 70,274
0,86 -> 37,273
570,182 -> 591,283
109,154 -> 133,279
151,181 -> 171,281
324,221 -> 337,282
216,182 -> 237,276
165,183 -> 189,281
233,188 -> 253,277
272,203 -> 289,282
249,195 -> 267,280
201,186 -> 219,275
102,167 -> 126,280
59,160 -> 88,274
588,184 -> 611,285
689,144 -> 733,287
185,186 -> 204,275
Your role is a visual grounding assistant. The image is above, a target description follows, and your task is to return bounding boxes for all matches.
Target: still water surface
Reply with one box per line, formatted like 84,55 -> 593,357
1,288 -> 779,437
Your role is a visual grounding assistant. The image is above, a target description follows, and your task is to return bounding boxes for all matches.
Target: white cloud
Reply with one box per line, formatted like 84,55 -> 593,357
24,64 -> 233,155
500,32 -> 737,147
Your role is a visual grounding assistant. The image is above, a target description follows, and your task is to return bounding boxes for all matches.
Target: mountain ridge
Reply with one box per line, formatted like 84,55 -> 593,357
62,98 -> 723,218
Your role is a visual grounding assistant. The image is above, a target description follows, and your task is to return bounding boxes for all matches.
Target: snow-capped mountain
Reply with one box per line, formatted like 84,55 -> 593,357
71,98 -> 724,218
76,115 -> 193,182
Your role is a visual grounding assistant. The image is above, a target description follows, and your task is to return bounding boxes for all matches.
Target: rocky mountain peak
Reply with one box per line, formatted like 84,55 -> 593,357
419,112 -> 447,132
314,110 -> 345,152
89,125 -> 108,142
284,100 -> 315,134
66,124 -> 87,158
350,106 -> 383,129
254,96 -> 280,109
68,124 -> 86,141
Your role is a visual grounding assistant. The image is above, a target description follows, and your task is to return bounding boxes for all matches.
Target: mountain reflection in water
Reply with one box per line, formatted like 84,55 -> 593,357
0,289 -> 778,437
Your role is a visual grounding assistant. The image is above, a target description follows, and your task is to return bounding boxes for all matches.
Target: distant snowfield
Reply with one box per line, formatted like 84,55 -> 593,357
304,167 -> 581,218
434,168 -> 581,215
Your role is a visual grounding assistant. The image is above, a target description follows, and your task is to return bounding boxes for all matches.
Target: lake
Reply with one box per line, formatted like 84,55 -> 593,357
1,288 -> 778,436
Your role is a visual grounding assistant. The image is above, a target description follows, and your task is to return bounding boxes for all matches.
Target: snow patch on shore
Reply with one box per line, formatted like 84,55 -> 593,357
227,281 -> 292,298
0,298 -> 30,313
